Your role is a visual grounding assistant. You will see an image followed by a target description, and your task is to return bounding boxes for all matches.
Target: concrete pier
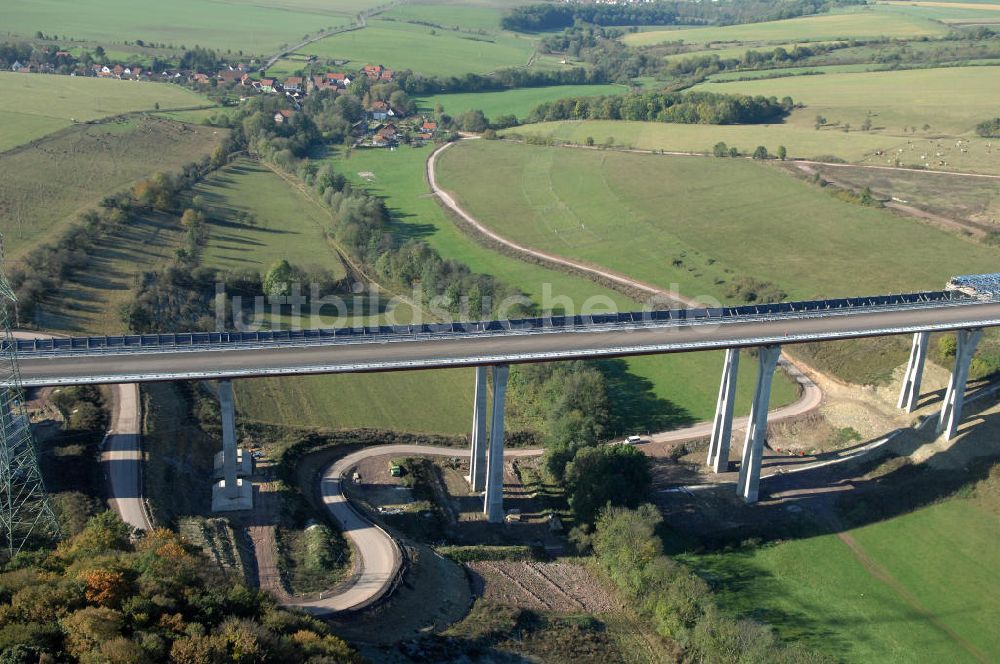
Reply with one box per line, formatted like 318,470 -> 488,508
737,345 -> 782,504
212,379 -> 253,512
484,364 -> 509,523
938,328 -> 983,440
468,366 -> 489,492
897,331 -> 930,412
707,348 -> 740,473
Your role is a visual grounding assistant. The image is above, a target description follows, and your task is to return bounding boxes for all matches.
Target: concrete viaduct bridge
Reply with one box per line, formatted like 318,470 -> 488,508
8,274 -> 1000,517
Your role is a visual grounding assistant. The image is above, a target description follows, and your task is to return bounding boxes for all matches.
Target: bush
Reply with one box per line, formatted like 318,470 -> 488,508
975,117 -> 1000,138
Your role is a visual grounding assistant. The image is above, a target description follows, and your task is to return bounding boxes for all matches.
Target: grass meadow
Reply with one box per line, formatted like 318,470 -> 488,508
299,19 -> 537,77
509,119 -> 1000,175
417,84 -> 628,121
0,72 -> 210,152
192,159 -> 347,280
625,8 -> 949,46
299,144 -> 799,426
506,119 -> 909,162
696,65 -> 1000,135
0,0 -> 375,54
436,140 -> 1000,301
0,117 -> 224,261
682,475 -> 1000,662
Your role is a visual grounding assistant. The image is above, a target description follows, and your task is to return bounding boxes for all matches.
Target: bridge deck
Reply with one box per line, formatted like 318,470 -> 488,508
9,291 -> 1000,387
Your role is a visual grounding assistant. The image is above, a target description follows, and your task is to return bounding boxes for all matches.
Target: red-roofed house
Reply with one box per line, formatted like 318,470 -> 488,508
274,109 -> 295,124
283,76 -> 303,93
326,72 -> 351,88
259,78 -> 276,93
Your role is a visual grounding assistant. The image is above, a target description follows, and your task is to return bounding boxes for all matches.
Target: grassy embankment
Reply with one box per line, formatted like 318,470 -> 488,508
679,428 -> 1000,662
0,117 -> 222,263
0,71 -> 211,152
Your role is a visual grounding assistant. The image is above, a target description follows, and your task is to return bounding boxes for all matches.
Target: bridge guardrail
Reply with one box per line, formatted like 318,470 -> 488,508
8,290 -> 977,358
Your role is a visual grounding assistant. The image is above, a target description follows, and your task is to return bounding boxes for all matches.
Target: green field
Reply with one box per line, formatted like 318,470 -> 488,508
274,143 -> 799,427
436,140 -> 1000,301
507,119 -> 911,162
381,2 -> 508,31
0,117 -> 224,261
417,84 -> 628,121
0,72 -> 211,152
0,0 -> 376,54
193,159 -> 347,280
510,119 -> 1000,175
625,8 -> 949,46
695,65 -> 1000,135
685,482 -> 1000,662
878,0 -> 1000,23
299,19 -> 537,77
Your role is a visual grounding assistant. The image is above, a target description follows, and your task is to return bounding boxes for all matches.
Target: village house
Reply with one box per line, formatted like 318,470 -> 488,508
191,72 -> 211,85
326,72 -> 351,88
273,109 -> 295,124
283,76 -> 303,93
368,100 -> 394,121
259,78 -> 276,93
372,123 -> 398,147
217,69 -> 242,84
362,64 -> 394,81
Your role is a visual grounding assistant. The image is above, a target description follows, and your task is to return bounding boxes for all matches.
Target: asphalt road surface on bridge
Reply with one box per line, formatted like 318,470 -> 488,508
13,301 -> 1000,386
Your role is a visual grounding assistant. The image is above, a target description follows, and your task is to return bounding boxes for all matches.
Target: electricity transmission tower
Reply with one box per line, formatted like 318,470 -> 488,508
0,247 -> 58,557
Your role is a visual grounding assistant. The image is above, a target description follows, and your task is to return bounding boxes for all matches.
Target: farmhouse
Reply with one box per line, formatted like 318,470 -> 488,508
283,76 -> 303,93
274,109 -> 295,124
259,78 -> 276,93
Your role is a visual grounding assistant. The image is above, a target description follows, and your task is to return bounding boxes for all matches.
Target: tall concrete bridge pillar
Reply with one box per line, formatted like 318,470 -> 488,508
212,379 -> 253,512
707,348 -> 740,473
468,366 -> 488,492
898,331 -> 930,412
737,345 -> 781,504
938,328 -> 983,440
484,364 -> 510,524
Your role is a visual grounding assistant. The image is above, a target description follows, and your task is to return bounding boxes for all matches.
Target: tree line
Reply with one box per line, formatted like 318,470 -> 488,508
501,0 -> 853,32
526,90 -> 792,125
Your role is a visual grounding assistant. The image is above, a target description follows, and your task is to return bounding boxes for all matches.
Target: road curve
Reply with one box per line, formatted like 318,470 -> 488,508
287,444 -> 542,614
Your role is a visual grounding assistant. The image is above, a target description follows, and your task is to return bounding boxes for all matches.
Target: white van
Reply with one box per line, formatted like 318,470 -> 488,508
627,435 -> 643,445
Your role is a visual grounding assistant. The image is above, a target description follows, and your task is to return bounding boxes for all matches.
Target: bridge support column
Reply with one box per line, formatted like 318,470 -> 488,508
468,366 -> 488,492
737,345 -> 781,504
212,380 -> 253,512
938,328 -> 983,440
897,331 -> 929,412
707,348 -> 740,473
484,364 -> 509,524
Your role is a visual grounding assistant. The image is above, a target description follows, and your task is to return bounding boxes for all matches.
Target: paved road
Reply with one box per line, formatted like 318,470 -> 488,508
288,444 -> 542,614
287,362 -> 818,615
14,301 -> 1000,386
13,332 -> 150,531
102,383 -> 152,531
649,358 -> 823,445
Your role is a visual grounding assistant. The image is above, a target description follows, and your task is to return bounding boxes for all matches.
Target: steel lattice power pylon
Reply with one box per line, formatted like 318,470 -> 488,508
0,251 -> 58,557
